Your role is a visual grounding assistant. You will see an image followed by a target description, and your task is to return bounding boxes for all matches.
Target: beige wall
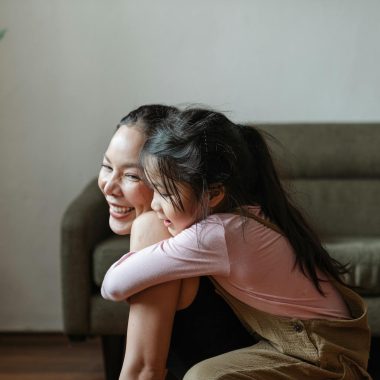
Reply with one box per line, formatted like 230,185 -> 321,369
0,0 -> 379,331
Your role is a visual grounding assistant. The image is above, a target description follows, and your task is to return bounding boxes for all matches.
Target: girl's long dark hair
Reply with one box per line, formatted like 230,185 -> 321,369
139,105 -> 349,294
237,124 -> 349,293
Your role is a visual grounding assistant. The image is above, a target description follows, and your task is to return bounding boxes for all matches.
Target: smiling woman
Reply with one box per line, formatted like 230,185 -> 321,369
97,105 -> 256,380
98,124 -> 154,235
97,105 -> 207,380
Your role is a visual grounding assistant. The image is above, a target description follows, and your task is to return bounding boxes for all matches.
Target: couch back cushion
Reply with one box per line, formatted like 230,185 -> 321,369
288,179 -> 380,237
255,124 -> 380,237
260,123 -> 380,178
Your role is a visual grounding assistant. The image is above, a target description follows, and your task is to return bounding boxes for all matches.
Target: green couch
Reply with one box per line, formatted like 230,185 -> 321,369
61,123 -> 380,379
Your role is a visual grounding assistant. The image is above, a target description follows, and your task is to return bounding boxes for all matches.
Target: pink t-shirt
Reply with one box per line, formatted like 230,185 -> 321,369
101,207 -> 350,320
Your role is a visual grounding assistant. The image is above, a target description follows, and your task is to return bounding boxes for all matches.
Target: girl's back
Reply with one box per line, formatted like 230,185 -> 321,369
214,208 -> 350,320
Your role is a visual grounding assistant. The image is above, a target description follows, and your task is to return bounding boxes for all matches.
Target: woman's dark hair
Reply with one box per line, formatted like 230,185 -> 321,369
117,104 -> 180,138
139,105 -> 348,294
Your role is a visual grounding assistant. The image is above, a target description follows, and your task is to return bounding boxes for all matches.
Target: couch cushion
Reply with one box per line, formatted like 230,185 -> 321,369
93,235 -> 131,287
260,123 -> 380,178
324,237 -> 380,295
90,294 -> 130,334
289,179 -> 380,237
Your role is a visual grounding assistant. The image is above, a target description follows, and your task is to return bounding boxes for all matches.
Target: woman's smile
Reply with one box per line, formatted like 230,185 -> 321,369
98,124 -> 153,235
108,203 -> 135,218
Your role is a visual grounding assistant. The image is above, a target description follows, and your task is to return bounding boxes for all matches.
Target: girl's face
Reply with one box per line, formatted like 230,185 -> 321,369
150,180 -> 202,237
98,124 -> 153,235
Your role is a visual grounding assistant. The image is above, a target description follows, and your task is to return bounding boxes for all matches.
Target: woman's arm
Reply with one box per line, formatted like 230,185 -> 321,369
120,280 -> 183,380
119,212 -> 199,380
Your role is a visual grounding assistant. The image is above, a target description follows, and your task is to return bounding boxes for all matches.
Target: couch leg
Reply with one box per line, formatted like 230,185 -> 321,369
67,334 -> 87,342
101,335 -> 125,380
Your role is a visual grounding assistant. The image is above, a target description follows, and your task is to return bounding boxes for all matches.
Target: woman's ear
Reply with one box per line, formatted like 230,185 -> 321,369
208,184 -> 225,208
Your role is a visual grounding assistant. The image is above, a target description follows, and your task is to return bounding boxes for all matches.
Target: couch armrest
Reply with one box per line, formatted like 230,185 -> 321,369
61,178 -> 111,335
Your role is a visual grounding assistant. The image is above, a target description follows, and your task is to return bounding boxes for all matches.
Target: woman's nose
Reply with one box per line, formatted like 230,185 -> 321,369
104,175 -> 121,196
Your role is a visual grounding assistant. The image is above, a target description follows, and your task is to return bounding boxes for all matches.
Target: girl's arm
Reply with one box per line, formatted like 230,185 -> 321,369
101,214 -> 229,302
119,211 -> 199,380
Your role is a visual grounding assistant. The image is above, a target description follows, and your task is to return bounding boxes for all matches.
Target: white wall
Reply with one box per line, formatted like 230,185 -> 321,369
0,0 -> 379,331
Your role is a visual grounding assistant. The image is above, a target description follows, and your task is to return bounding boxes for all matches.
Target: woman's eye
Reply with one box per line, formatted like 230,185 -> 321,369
101,164 -> 112,171
124,174 -> 140,182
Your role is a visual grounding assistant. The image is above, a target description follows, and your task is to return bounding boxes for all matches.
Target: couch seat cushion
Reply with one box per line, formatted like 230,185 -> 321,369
324,237 -> 380,295
93,235 -> 131,287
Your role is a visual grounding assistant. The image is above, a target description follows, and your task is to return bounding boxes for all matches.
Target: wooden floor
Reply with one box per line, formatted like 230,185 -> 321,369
0,334 -> 104,380
0,333 -> 379,379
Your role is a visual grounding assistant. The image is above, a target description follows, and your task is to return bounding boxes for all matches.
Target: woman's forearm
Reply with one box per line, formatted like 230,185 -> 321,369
119,280 -> 182,380
106,211 -> 201,379
117,211 -> 182,380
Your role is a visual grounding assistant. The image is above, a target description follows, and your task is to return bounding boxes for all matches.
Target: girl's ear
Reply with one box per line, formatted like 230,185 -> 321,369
208,184 -> 225,209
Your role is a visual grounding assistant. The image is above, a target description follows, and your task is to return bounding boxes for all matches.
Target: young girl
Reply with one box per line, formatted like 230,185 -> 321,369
102,108 -> 372,379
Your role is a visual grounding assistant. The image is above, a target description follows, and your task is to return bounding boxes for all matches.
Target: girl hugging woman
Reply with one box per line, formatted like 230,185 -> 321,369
101,106 -> 371,380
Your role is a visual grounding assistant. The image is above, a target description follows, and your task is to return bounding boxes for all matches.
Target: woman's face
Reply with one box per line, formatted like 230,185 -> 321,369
98,124 -> 153,235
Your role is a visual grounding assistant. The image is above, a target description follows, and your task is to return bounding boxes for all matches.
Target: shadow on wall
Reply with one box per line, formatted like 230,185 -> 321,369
0,29 -> 6,40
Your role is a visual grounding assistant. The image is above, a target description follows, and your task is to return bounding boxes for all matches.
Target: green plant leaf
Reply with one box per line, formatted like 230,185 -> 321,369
0,29 -> 7,41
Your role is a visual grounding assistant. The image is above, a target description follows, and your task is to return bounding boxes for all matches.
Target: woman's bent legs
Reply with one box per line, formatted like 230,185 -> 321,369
168,277 -> 256,379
